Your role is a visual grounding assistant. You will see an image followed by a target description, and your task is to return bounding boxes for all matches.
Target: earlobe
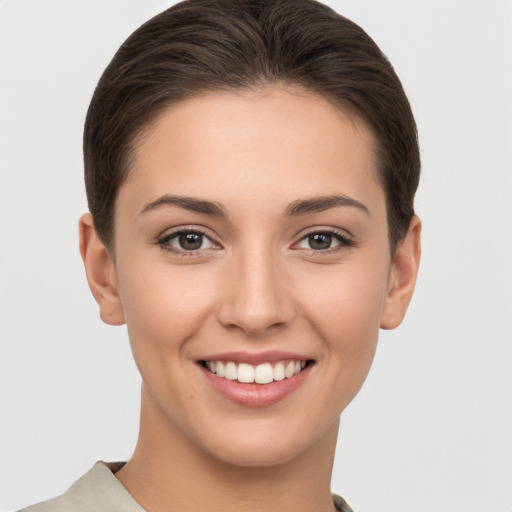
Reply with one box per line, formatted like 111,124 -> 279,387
380,216 -> 421,330
79,213 -> 125,326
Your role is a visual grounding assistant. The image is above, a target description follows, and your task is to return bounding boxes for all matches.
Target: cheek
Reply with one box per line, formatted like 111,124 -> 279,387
116,259 -> 219,360
297,257 -> 389,358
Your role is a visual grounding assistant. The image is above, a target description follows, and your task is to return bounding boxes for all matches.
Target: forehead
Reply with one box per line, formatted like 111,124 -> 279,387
120,86 -> 384,218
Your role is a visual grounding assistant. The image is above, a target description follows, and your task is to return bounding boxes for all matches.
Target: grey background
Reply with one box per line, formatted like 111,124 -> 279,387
1,1 -> 511,511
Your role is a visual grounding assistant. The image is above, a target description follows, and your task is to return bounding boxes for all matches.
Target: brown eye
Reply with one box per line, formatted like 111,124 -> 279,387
159,230 -> 215,252
296,230 -> 353,251
178,232 -> 204,250
308,233 -> 332,250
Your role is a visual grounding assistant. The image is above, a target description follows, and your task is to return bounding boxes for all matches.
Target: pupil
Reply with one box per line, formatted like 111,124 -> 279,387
309,233 -> 332,250
179,232 -> 202,250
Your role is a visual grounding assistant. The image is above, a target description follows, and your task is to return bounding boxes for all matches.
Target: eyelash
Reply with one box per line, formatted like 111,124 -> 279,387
155,228 -> 355,256
294,229 -> 355,253
155,228 -> 218,256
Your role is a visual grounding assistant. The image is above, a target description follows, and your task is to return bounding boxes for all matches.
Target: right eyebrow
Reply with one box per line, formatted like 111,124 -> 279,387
284,194 -> 370,217
140,194 -> 226,217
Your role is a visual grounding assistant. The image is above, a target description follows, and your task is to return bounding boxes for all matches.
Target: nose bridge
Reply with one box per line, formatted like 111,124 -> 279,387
218,239 -> 293,336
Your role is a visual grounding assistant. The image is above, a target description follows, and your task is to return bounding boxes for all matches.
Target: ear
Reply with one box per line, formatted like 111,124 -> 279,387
79,213 -> 125,326
380,216 -> 421,330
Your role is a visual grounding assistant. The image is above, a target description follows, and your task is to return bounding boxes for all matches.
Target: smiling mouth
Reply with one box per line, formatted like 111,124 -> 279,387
200,359 -> 312,384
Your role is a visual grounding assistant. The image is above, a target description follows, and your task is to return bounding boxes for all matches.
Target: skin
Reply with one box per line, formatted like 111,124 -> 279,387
80,86 -> 421,512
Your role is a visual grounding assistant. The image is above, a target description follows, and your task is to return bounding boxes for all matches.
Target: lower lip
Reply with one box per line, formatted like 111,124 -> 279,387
200,364 -> 312,408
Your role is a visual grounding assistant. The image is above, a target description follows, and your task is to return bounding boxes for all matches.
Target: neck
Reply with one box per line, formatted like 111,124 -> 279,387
115,385 -> 339,512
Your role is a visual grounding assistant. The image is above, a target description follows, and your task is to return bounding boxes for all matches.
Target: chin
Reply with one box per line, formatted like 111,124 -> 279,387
193,416 -> 337,469
207,439 -> 308,468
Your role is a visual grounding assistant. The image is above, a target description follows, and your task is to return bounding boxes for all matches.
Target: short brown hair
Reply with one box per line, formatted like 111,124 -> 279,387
84,0 -> 420,252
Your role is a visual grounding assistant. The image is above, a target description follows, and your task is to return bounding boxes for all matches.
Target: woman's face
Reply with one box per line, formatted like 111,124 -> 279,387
109,87 -> 399,466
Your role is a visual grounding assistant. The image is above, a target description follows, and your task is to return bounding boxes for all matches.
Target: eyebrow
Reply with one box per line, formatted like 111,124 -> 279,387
285,194 -> 370,217
140,195 -> 226,217
140,193 -> 369,218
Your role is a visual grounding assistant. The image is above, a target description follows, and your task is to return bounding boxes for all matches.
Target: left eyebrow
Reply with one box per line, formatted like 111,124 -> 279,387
140,194 -> 226,217
285,194 -> 370,217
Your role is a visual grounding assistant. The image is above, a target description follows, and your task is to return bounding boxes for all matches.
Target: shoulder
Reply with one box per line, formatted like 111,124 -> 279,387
333,493 -> 355,512
18,462 -> 352,512
18,496 -> 72,512
17,461 -> 145,512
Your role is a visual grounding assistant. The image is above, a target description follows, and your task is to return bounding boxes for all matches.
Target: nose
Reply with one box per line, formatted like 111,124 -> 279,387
217,246 -> 295,337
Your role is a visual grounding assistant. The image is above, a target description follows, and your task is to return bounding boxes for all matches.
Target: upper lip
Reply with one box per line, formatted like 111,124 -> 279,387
198,350 -> 311,365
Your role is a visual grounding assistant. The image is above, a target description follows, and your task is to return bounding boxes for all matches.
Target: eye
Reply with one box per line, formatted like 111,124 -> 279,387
296,230 -> 353,251
157,230 -> 216,252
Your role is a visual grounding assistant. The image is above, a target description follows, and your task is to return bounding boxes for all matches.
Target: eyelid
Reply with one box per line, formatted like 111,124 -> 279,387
291,226 -> 355,251
155,225 -> 222,254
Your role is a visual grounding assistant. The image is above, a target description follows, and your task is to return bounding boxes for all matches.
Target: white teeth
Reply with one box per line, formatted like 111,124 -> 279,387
216,361 -> 225,377
205,359 -> 308,384
237,363 -> 255,383
254,363 -> 273,384
285,361 -> 295,378
273,362 -> 285,381
225,362 -> 238,380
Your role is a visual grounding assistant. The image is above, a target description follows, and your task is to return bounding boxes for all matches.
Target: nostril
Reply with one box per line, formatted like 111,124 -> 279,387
217,301 -> 295,337
216,263 -> 295,335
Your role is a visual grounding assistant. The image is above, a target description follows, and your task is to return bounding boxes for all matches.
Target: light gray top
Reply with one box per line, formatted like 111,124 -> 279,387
18,461 -> 354,512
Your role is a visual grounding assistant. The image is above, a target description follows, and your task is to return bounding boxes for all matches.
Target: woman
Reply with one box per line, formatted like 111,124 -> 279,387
19,0 -> 420,510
